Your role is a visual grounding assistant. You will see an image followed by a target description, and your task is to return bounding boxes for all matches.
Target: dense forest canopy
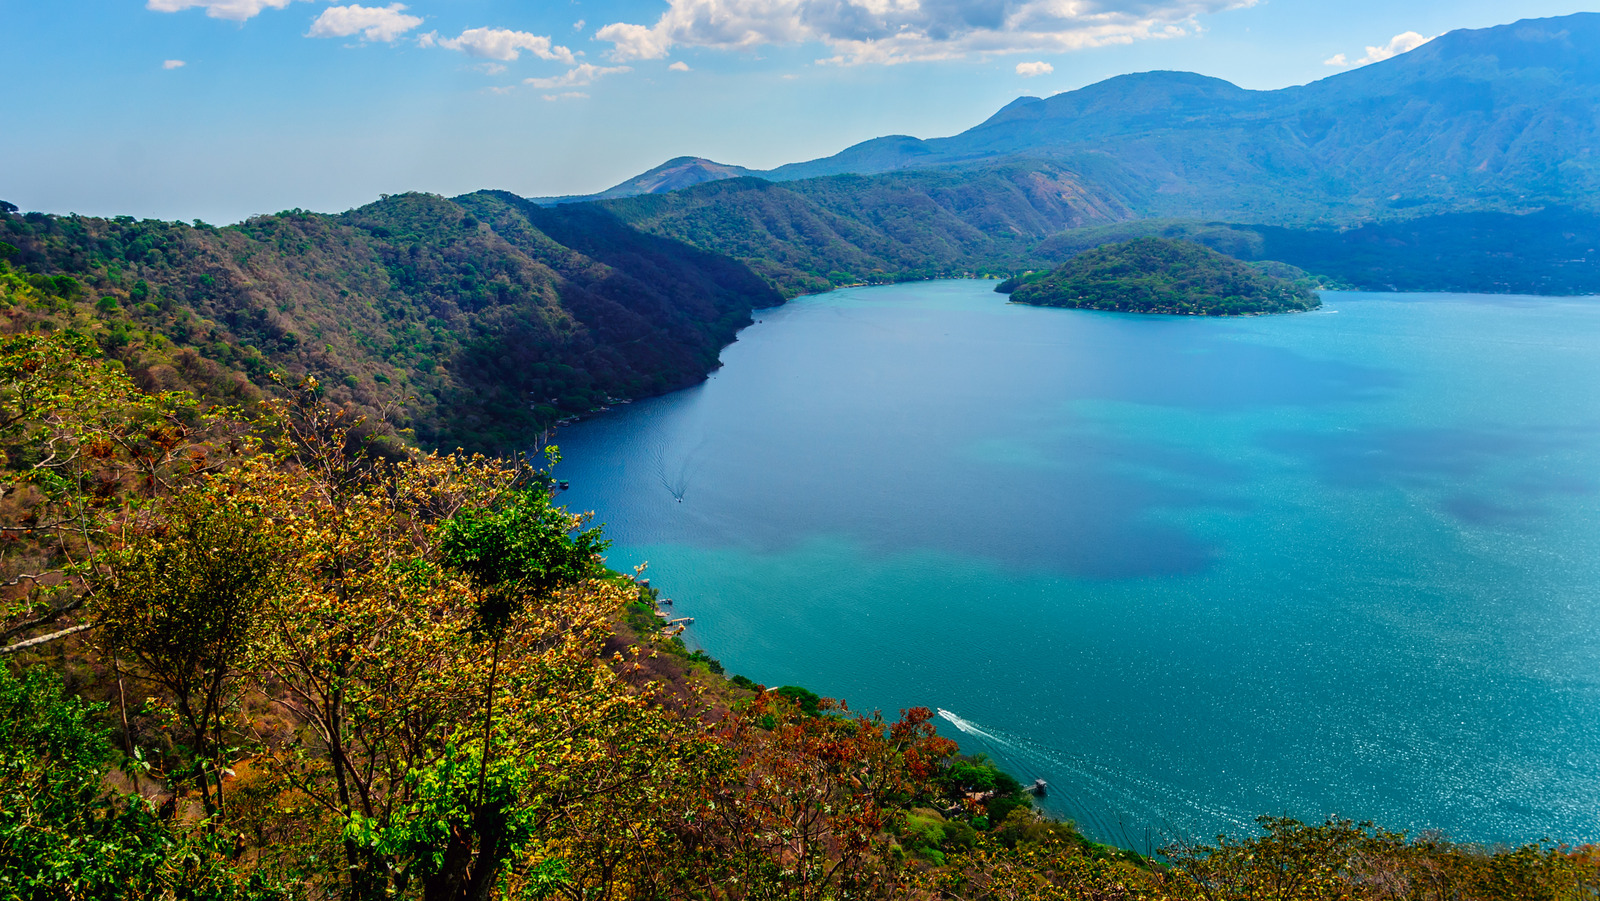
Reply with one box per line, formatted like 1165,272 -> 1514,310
0,195 -> 778,454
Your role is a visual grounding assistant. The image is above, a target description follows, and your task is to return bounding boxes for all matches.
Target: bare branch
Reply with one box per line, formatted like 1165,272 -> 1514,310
1,621 -> 94,655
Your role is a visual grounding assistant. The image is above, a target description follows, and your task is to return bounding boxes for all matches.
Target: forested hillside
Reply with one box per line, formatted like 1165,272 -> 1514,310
588,170 -> 1600,298
0,195 -> 778,452
599,161 -> 1131,296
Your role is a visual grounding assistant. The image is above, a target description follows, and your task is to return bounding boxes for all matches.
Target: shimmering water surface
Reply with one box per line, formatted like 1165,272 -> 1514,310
552,280 -> 1600,846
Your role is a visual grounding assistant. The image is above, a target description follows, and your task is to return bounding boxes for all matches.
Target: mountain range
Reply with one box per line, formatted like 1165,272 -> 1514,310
551,13 -> 1600,225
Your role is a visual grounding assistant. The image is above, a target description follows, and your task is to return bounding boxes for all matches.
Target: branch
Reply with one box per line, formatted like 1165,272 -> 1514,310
1,621 -> 94,655
0,570 -> 66,588
1,593 -> 86,642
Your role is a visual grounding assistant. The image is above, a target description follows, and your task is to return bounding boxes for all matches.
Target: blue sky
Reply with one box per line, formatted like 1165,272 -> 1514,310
3,0 -> 1594,224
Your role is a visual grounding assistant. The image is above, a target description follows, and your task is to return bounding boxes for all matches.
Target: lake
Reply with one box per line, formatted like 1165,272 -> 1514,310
551,279 -> 1600,848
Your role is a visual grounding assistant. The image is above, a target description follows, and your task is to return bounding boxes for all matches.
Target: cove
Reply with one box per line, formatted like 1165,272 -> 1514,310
551,279 -> 1600,847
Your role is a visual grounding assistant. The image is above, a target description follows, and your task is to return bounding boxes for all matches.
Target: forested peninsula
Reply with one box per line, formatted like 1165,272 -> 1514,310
998,237 -> 1322,315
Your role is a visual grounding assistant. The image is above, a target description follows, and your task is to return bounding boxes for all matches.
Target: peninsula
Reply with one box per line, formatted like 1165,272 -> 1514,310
998,236 -> 1322,315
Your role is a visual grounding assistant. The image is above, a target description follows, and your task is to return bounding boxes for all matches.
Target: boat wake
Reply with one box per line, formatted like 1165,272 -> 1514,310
936,709 -> 1254,849
651,440 -> 705,502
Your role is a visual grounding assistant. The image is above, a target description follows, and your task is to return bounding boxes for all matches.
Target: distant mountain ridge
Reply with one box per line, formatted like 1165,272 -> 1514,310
534,157 -> 759,204
569,13 -> 1600,224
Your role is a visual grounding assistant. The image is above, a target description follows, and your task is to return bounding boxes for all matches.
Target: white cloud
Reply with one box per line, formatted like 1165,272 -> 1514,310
422,26 -> 577,63
1015,60 -> 1052,76
595,21 -> 676,61
669,60 -> 692,71
146,0 -> 305,22
543,91 -> 590,101
596,0 -> 1257,66
162,59 -> 187,69
309,4 -> 423,42
1325,30 -> 1434,67
573,19 -> 586,31
523,63 -> 631,89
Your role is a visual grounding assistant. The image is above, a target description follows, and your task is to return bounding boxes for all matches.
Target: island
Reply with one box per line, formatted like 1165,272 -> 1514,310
998,236 -> 1322,315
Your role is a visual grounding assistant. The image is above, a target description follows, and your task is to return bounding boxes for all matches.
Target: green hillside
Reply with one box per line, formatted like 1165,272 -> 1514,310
1002,237 -> 1321,315
0,195 -> 779,452
598,161 -> 1130,296
593,161 -> 1600,300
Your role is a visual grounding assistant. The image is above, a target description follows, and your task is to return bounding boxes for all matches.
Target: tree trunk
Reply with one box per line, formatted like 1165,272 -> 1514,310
418,800 -> 510,901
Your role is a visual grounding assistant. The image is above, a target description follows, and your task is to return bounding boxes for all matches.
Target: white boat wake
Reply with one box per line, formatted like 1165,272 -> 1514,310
936,709 -> 1255,849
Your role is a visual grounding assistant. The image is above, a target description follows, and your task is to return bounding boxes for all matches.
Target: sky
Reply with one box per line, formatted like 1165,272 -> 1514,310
3,0 -> 1596,224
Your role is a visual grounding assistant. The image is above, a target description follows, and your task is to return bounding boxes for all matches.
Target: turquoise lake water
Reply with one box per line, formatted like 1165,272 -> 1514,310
551,280 -> 1600,847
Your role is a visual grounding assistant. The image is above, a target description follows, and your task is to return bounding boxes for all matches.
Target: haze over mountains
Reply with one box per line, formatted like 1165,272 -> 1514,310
556,13 -> 1600,225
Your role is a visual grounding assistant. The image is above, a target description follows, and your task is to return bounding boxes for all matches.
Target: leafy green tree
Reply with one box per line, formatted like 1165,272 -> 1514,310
428,481 -> 608,899
438,478 -> 609,638
0,664 -> 281,900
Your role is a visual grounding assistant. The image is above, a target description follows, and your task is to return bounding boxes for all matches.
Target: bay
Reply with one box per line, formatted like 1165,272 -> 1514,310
552,280 -> 1600,847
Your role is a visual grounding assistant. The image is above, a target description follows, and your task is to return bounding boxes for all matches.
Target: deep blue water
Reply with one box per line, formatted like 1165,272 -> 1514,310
551,280 -> 1600,847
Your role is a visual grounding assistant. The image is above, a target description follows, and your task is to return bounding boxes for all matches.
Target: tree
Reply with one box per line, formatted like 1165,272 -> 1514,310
438,478 -> 608,639
0,326 -> 246,656
243,400 -> 503,900
235,396 -> 659,901
0,663 -> 281,900
423,482 -> 608,899
697,696 -> 959,901
93,483 -> 281,822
